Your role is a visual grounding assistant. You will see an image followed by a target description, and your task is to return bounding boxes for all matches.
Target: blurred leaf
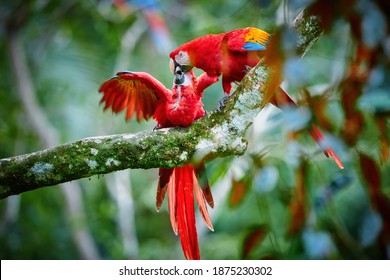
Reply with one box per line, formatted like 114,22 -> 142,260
358,89 -> 390,114
242,225 -> 268,259
342,112 -> 364,145
281,105 -> 311,132
229,176 -> 252,208
288,162 -> 307,235
367,66 -> 386,88
206,156 -> 233,186
284,140 -> 301,167
254,166 -> 279,193
302,88 -> 332,131
359,209 -> 382,247
284,57 -> 311,88
314,174 -> 353,211
375,118 -> 389,164
358,0 -> 387,48
307,0 -> 338,33
302,228 -> 336,259
359,153 -> 381,196
262,30 -> 284,107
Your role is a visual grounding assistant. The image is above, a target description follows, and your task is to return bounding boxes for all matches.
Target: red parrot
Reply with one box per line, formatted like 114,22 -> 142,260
99,69 -> 215,259
169,27 -> 344,169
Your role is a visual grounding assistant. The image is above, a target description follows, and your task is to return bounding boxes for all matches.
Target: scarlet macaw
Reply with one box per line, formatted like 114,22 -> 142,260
169,27 -> 344,169
99,69 -> 215,259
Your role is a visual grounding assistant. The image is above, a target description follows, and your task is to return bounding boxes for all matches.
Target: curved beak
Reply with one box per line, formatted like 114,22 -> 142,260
178,64 -> 194,73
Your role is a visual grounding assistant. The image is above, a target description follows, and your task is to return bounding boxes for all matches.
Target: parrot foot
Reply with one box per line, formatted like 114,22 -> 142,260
217,95 -> 229,112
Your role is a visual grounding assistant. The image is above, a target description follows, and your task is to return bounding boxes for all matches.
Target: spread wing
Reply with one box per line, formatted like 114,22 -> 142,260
226,27 -> 270,52
99,71 -> 170,122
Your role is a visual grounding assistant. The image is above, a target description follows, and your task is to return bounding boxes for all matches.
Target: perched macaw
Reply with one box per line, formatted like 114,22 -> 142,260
169,27 -> 344,169
99,69 -> 215,259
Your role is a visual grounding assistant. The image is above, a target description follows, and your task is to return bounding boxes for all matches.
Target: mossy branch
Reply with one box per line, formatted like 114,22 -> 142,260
0,10 -> 322,199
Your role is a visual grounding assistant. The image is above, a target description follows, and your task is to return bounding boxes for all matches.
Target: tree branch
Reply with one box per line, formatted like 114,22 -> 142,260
0,10 -> 322,199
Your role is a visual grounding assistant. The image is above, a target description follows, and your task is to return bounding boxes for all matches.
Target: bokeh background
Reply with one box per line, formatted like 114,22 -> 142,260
0,0 -> 389,259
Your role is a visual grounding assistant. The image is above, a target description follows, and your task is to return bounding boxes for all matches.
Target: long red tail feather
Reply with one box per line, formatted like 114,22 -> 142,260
175,165 -> 200,260
156,168 -> 174,211
168,170 -> 178,235
195,163 -> 214,208
157,164 -> 214,260
194,173 -> 214,232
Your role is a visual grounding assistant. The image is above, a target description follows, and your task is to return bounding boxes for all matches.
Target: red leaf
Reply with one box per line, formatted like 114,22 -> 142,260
242,226 -> 268,258
302,89 -> 332,132
262,31 -> 284,107
359,153 -> 381,197
342,112 -> 364,146
229,177 -> 251,207
288,162 -> 307,235
359,153 -> 390,251
376,118 -> 389,164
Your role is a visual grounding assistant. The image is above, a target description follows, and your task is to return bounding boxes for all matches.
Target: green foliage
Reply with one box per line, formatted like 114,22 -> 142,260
0,0 -> 389,260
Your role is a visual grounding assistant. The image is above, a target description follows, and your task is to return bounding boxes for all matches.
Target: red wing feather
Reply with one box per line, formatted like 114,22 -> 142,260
99,71 -> 170,122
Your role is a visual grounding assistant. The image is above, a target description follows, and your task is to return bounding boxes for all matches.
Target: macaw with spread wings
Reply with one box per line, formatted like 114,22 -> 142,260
99,69 -> 215,259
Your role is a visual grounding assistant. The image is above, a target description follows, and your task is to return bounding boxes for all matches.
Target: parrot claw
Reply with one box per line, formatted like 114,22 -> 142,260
153,124 -> 162,131
244,65 -> 252,73
217,95 -> 229,112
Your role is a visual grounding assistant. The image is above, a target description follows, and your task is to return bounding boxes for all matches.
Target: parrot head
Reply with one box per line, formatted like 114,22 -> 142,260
170,50 -> 193,77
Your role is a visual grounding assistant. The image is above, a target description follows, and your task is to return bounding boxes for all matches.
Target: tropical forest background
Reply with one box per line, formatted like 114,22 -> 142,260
0,0 -> 389,259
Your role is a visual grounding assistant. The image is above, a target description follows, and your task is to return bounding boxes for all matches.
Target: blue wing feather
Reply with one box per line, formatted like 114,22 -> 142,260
242,42 -> 266,51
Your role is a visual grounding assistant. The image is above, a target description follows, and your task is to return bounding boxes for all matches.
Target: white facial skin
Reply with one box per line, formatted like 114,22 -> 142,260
181,72 -> 192,86
175,51 -> 190,66
169,51 -> 190,74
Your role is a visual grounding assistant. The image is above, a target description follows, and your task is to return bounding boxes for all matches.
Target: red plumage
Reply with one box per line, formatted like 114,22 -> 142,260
99,71 -> 206,127
170,27 -> 344,169
99,70 -> 215,259
170,27 -> 269,94
173,165 -> 199,260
